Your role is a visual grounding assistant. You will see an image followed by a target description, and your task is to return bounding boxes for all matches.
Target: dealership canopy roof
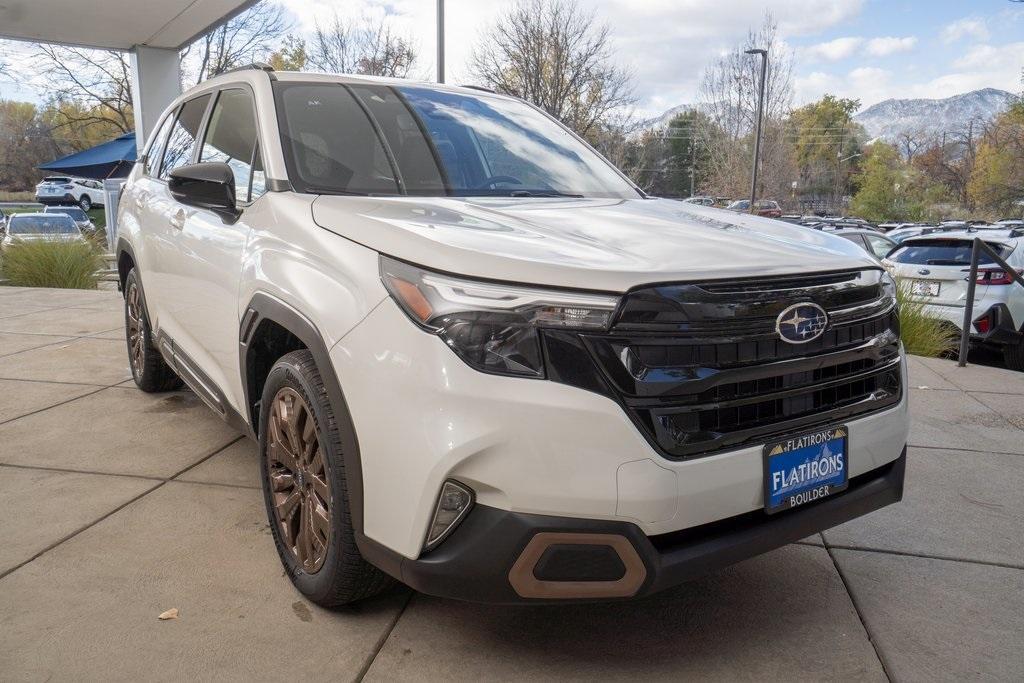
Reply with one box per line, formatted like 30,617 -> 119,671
38,133 -> 137,179
0,0 -> 257,51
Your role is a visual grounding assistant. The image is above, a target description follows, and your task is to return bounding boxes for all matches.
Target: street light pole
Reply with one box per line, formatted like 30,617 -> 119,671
437,0 -> 445,83
745,48 -> 768,214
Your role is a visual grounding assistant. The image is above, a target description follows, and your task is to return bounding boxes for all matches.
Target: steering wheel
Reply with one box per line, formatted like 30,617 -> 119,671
474,175 -> 524,190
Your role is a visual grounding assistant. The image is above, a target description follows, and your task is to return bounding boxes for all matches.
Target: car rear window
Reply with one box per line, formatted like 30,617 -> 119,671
888,239 -> 1012,266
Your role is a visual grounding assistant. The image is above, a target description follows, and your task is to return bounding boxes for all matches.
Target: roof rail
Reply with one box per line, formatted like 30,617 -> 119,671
221,62 -> 276,77
461,84 -> 496,93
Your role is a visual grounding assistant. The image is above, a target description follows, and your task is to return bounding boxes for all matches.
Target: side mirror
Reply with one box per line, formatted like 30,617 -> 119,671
168,162 -> 240,223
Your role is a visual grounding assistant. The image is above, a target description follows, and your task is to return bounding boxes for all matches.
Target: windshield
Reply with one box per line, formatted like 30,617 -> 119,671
9,215 -> 78,235
45,207 -> 88,221
274,82 -> 639,199
889,239 -> 1011,266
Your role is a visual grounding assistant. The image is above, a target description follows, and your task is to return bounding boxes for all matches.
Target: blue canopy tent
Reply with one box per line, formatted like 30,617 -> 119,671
38,132 -> 137,180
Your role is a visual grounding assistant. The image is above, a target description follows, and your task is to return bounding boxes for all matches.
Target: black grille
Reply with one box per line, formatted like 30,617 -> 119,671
541,269 -> 902,460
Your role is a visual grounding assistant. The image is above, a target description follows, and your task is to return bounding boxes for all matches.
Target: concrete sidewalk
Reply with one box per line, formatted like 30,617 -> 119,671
1,287 -> 1021,681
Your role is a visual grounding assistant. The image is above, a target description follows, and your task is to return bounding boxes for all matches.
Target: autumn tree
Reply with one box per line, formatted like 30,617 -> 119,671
0,101 -> 56,189
469,0 -> 634,139
268,35 -> 308,72
30,46 -> 134,139
306,12 -> 416,77
787,95 -> 865,208
968,103 -> 1024,216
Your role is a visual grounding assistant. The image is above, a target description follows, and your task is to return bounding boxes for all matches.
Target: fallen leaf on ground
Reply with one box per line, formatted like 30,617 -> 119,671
158,608 -> 179,620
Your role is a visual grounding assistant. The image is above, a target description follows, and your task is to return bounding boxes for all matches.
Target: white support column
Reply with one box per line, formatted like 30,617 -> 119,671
129,45 -> 181,153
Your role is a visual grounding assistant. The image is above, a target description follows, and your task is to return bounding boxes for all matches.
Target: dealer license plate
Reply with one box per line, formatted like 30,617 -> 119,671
764,426 -> 849,514
910,279 -> 940,297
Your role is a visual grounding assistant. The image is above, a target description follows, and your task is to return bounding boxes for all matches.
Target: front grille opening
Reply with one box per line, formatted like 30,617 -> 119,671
555,270 -> 903,461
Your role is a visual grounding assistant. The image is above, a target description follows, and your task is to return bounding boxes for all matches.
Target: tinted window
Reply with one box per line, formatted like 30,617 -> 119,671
200,88 -> 265,202
160,94 -> 211,180
890,239 -> 1010,266
277,84 -> 398,195
837,233 -> 867,250
276,82 -> 639,198
9,215 -> 78,234
145,111 -> 177,177
44,207 -> 88,221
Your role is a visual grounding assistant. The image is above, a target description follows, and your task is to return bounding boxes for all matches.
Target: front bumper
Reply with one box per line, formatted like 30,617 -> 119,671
363,447 -> 905,604
332,298 -> 910,560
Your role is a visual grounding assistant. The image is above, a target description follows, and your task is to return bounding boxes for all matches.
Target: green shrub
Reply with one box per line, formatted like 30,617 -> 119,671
0,240 -> 104,289
896,280 -> 958,357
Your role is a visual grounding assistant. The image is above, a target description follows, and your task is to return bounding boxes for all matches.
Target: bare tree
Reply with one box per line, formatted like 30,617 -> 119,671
31,45 -> 134,136
469,0 -> 634,138
306,12 -> 416,78
180,2 -> 290,85
697,13 -> 796,202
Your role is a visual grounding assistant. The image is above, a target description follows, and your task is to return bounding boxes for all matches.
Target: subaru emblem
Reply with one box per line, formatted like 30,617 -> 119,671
776,303 -> 829,344
918,268 -> 930,275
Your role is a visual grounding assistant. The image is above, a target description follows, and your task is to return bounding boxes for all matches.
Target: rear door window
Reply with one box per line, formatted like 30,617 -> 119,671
864,234 -> 896,259
160,94 -> 212,180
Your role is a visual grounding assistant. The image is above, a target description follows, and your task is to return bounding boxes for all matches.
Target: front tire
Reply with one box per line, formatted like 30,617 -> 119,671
78,195 -> 92,211
124,269 -> 181,392
259,350 -> 391,606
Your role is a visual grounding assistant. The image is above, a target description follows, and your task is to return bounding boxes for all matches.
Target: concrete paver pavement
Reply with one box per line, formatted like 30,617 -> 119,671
1,287 -> 1022,681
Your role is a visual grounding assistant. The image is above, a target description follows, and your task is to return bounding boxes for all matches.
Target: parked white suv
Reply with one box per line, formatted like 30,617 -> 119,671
35,176 -> 105,210
116,66 -> 908,605
885,229 -> 1024,368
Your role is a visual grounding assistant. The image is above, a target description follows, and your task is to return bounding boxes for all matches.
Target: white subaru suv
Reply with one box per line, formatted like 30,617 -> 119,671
885,229 -> 1024,369
116,65 -> 908,605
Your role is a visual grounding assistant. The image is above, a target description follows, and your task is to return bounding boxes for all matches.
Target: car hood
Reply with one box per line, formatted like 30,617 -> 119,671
311,196 -> 879,291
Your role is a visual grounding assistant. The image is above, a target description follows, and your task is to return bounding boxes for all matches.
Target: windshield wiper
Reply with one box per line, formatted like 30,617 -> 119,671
304,186 -> 370,196
926,259 -> 970,265
506,190 -> 584,198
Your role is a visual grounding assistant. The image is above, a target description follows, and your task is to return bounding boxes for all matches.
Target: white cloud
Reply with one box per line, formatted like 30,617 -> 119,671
273,0 -> 866,116
803,37 -> 863,62
865,36 -> 917,57
941,17 -> 990,44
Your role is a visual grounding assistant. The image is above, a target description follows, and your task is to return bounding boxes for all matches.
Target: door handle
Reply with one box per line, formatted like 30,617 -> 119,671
170,208 -> 187,230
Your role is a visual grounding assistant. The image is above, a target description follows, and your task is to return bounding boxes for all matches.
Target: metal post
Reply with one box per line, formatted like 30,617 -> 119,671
746,48 -> 768,214
436,0 -> 445,83
958,239 -> 981,366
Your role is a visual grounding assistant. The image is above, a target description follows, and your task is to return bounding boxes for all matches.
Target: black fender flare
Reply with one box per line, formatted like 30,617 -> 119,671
239,293 -> 370,542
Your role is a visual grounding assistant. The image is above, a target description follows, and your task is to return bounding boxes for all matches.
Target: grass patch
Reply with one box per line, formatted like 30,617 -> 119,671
0,240 -> 105,289
896,281 -> 959,357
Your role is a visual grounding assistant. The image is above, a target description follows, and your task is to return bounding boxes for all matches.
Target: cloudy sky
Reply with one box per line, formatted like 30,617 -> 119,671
2,0 -> 1022,118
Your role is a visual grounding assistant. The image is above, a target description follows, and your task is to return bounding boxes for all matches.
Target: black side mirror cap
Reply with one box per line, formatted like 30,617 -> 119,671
168,162 -> 241,223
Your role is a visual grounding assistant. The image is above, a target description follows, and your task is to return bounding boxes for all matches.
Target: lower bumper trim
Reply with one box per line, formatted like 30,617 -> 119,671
358,446 -> 906,604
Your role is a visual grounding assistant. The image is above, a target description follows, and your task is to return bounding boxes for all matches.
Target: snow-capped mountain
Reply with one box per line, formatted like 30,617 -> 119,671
637,104 -> 697,131
637,88 -> 1018,141
853,88 -> 1017,141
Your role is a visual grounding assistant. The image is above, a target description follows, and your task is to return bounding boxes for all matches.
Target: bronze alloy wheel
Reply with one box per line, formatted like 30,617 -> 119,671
125,281 -> 144,377
266,387 -> 332,574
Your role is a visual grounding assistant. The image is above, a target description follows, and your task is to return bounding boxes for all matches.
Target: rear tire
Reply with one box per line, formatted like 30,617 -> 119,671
78,195 -> 92,211
1003,341 -> 1024,371
259,349 -> 392,606
124,269 -> 181,392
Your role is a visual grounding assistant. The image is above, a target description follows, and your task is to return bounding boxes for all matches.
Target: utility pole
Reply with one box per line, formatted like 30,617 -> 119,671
436,0 -> 445,83
745,48 -> 768,214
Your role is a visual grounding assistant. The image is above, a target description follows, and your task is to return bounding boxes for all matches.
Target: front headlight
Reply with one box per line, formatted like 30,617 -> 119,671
880,270 -> 897,306
380,255 -> 620,378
